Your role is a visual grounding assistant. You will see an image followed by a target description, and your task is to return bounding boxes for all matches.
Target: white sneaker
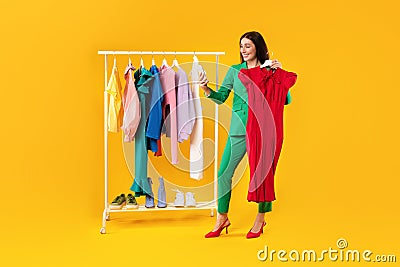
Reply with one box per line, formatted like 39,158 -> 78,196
185,192 -> 196,207
173,189 -> 185,207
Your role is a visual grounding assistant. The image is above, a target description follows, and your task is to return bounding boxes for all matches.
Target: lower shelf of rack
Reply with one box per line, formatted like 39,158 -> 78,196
106,202 -> 216,213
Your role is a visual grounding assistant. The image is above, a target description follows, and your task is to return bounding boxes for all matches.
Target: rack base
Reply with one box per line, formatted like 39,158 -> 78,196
100,202 -> 216,234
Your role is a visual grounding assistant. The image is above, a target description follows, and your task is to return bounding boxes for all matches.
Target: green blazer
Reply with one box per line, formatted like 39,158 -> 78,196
206,62 -> 292,136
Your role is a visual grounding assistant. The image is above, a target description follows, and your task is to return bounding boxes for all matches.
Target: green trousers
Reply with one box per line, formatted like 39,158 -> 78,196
218,135 -> 272,213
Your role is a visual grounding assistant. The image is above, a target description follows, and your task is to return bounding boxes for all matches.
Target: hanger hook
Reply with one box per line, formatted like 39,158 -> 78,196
140,51 -> 144,68
174,51 -> 177,59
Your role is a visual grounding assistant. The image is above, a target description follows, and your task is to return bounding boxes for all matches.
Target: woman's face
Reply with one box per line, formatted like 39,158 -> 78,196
240,37 -> 257,62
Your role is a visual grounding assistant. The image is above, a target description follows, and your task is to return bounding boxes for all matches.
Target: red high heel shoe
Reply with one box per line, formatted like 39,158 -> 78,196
246,221 -> 266,239
204,218 -> 231,238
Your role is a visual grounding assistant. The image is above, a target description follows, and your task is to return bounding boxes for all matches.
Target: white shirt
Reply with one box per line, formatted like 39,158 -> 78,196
189,58 -> 205,180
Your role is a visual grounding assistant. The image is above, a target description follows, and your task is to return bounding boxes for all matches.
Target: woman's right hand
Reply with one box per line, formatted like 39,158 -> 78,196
199,71 -> 211,96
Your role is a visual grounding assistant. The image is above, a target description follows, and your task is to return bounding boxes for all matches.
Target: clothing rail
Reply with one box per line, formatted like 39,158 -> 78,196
100,50 -> 224,234
98,51 -> 225,55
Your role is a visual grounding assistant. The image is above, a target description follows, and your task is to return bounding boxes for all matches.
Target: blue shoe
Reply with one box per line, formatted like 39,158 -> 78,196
157,177 -> 167,208
145,177 -> 155,208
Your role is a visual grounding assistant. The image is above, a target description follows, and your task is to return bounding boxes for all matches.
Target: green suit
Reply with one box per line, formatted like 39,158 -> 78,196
206,62 -> 291,213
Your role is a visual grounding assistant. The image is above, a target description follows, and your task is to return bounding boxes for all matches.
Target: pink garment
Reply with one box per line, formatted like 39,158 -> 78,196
121,63 -> 141,142
158,65 -> 178,164
176,68 -> 195,143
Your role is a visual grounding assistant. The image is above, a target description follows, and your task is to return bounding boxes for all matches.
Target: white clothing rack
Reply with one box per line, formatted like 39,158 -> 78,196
98,51 -> 225,55
99,50 -> 224,234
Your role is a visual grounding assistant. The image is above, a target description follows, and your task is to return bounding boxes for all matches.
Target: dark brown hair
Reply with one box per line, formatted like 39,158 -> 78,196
239,31 -> 269,63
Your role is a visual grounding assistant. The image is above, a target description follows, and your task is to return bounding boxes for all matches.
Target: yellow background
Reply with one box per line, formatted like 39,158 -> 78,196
1,0 -> 399,266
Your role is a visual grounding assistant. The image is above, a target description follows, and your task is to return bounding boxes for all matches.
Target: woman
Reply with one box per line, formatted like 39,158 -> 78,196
199,31 -> 291,238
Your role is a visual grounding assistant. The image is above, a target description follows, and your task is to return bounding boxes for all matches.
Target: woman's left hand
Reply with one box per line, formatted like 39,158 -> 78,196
271,59 -> 282,69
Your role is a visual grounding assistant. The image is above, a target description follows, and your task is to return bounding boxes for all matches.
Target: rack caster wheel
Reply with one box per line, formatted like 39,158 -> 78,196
100,227 -> 106,234
106,214 -> 110,221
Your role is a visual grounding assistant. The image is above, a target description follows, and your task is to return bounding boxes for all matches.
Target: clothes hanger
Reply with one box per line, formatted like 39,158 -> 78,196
112,54 -> 118,74
260,60 -> 272,68
171,52 -> 179,68
193,51 -> 199,63
260,51 -> 274,68
161,52 -> 169,67
151,51 -> 156,66
193,51 -> 206,77
140,51 -> 145,68
127,52 -> 136,73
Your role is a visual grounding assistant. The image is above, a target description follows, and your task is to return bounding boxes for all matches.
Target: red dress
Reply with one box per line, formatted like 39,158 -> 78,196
238,67 -> 297,202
